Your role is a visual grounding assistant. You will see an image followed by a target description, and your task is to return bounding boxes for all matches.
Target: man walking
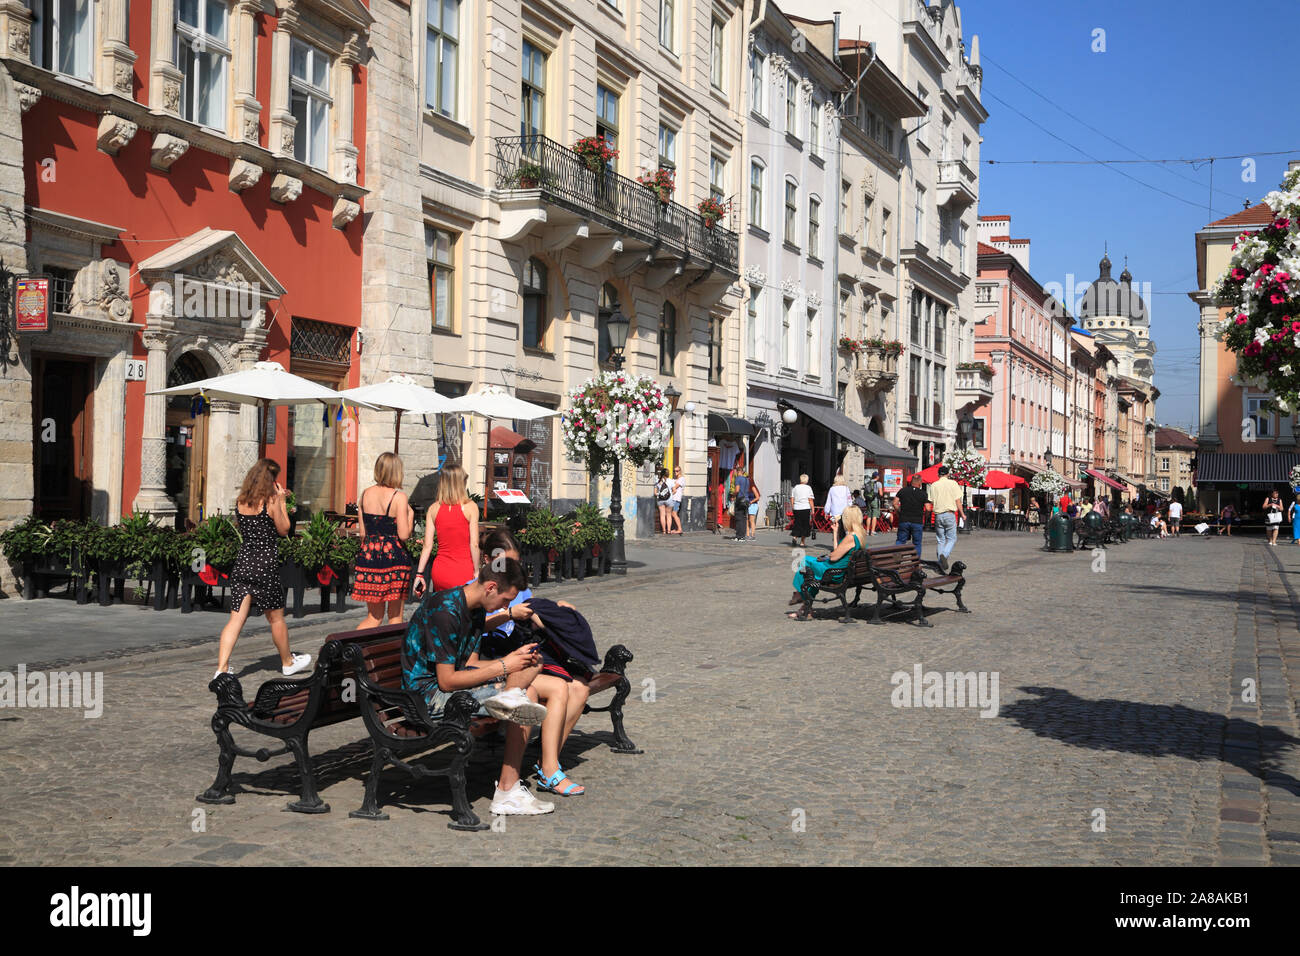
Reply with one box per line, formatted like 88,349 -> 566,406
1167,497 -> 1182,537
893,473 -> 929,559
928,466 -> 964,573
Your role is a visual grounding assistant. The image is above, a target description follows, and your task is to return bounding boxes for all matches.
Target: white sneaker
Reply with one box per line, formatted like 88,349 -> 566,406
281,652 -> 312,676
212,666 -> 232,681
484,687 -> 548,726
490,781 -> 555,816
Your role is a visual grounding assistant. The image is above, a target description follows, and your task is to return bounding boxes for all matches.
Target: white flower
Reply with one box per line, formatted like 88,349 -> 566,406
1255,326 -> 1274,345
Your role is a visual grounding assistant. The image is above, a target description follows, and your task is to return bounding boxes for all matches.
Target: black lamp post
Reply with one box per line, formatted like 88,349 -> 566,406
958,410 -> 974,532
607,310 -> 630,575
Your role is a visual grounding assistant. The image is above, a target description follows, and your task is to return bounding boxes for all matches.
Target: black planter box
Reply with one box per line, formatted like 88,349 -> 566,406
280,561 -> 307,619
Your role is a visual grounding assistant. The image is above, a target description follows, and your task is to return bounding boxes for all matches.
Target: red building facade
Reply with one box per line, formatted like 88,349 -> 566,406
0,0 -> 369,533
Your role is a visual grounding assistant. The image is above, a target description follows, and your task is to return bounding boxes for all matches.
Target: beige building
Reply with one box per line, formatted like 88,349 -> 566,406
362,0 -> 743,533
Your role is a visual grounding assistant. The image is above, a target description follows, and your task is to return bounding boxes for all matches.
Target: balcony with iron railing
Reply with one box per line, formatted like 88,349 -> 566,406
937,158 -> 978,209
494,135 -> 739,277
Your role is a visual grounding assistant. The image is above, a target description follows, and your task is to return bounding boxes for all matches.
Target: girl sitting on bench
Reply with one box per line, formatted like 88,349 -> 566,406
787,506 -> 867,622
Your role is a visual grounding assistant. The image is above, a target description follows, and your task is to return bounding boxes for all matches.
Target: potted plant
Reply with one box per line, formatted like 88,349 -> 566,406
838,335 -> 863,355
559,512 -> 588,581
511,162 -> 546,189
574,503 -> 612,576
518,509 -> 560,587
180,514 -> 240,613
284,490 -> 300,536
637,167 -> 675,204
326,530 -> 360,613
84,521 -> 132,606
1,514 -> 51,600
574,136 -> 617,174
697,196 -> 727,229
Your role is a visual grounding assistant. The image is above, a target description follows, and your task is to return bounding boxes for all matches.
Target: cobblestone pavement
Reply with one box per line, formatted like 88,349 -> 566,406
2,527 -> 1299,865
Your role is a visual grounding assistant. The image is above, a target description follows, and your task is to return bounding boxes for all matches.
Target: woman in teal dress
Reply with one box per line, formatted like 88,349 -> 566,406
1290,492 -> 1300,545
787,506 -> 867,621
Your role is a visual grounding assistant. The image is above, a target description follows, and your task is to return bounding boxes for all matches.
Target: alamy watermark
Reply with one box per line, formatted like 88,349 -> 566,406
0,665 -> 103,718
50,886 -> 150,936
890,663 -> 1000,718
149,276 -> 264,327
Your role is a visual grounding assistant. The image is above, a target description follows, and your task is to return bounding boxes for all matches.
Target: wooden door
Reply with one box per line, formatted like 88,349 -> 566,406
165,404 -> 209,528
33,356 -> 94,520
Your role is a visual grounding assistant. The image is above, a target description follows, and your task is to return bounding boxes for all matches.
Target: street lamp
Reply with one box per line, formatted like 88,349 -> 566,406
664,383 -> 681,410
958,410 -> 974,533
607,310 -> 630,575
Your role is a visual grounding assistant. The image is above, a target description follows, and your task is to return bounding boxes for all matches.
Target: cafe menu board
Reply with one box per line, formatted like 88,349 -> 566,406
882,468 -> 903,494
16,277 -> 51,333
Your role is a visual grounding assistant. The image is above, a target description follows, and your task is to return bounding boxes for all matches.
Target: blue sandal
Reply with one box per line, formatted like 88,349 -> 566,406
533,764 -> 584,796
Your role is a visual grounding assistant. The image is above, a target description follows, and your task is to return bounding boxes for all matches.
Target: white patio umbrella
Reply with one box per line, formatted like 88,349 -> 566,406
446,385 -> 559,516
149,360 -> 377,457
337,374 -> 455,452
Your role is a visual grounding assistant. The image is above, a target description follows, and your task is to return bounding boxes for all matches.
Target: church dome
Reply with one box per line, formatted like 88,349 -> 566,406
1077,252 -> 1148,326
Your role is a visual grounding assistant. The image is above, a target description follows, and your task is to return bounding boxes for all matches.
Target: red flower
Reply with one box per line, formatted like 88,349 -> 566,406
1272,294 -> 1288,305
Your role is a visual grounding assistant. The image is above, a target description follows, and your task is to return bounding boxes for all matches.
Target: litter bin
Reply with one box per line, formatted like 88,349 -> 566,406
1045,512 -> 1074,552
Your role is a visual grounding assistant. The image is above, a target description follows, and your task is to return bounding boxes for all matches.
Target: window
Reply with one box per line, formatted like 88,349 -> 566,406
749,161 -> 765,230
708,315 -> 724,384
910,291 -> 921,341
786,75 -> 798,135
658,123 -> 677,171
840,180 -> 851,232
659,301 -> 677,375
521,257 -> 548,350
961,135 -> 970,162
426,0 -> 460,117
972,418 -> 985,449
939,208 -> 951,260
1161,478 -> 1170,492
709,154 -> 726,203
810,101 -> 821,156
932,365 -> 944,425
597,283 -> 619,367
784,180 -> 798,245
521,40 -> 546,155
749,49 -> 765,116
176,0 -> 230,130
909,355 -> 922,420
1160,456 -> 1170,471
807,308 -> 818,376
957,223 -> 967,273
27,0 -> 92,80
782,297 -> 793,368
597,84 -> 619,163
710,17 -> 725,90
940,116 -> 951,160
808,197 -> 821,258
658,0 -> 675,52
917,85 -> 930,148
747,286 -> 760,360
935,305 -> 945,355
839,290 -> 851,338
880,208 -> 890,256
427,226 -> 455,331
290,38 -> 331,168
862,191 -> 874,247
914,185 -> 925,247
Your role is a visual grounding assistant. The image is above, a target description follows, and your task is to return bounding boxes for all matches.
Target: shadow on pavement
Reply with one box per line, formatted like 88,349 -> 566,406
1002,686 -> 1300,797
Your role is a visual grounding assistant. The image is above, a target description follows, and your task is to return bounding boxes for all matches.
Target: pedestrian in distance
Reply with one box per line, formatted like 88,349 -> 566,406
1266,489 -> 1285,545
1290,494 -> 1300,545
668,465 -> 685,534
1166,497 -> 1183,537
655,468 -> 674,535
824,474 -> 850,548
1219,502 -> 1235,536
790,473 -> 814,547
928,465 -> 964,574
731,466 -> 754,541
213,458 -> 311,681
863,471 -> 883,536
351,452 -> 416,629
893,472 -> 929,559
413,464 -> 480,596
746,474 -> 761,540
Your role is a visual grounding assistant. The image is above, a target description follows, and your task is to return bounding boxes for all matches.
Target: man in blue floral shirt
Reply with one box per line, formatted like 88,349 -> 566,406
402,559 -> 554,816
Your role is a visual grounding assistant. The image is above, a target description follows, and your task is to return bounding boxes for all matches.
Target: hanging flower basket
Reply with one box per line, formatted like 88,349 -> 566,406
698,196 -> 727,229
637,167 -> 675,204
1029,469 -> 1067,498
574,135 -> 618,173
561,372 -> 672,477
941,448 -> 989,487
1213,167 -> 1300,411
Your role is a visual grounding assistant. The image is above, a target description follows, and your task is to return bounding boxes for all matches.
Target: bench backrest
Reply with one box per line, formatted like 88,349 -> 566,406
314,622 -> 408,724
865,544 -> 921,581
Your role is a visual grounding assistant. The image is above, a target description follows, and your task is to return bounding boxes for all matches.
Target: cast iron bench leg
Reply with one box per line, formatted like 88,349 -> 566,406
447,751 -> 489,831
838,590 -> 853,624
284,733 -> 329,814
197,713 -> 239,805
349,746 -> 391,821
605,674 -> 643,754
870,593 -> 888,625
912,589 -> 933,628
954,579 -> 970,613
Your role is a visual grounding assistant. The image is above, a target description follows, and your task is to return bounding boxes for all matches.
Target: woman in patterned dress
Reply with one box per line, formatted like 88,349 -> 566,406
351,452 -> 415,628
413,465 -> 480,596
214,459 -> 312,681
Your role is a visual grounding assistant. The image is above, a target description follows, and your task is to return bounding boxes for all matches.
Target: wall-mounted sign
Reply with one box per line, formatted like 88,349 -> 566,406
125,358 -> 147,381
494,489 -> 530,505
15,277 -> 51,333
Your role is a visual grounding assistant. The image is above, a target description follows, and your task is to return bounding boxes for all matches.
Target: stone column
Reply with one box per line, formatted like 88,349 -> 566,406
232,324 -> 267,477
268,1 -> 299,158
98,0 -> 137,98
150,0 -> 183,114
233,0 -> 262,143
133,318 -> 178,519
1197,301 -> 1221,446
331,32 -> 361,184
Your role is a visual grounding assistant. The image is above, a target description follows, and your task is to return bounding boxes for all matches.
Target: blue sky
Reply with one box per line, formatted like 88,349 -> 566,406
969,0 -> 1299,434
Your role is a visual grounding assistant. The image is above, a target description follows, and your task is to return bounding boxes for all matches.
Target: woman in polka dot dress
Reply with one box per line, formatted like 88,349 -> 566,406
213,458 -> 312,681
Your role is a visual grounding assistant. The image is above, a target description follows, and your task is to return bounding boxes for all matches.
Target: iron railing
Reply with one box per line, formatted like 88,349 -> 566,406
495,134 -> 739,276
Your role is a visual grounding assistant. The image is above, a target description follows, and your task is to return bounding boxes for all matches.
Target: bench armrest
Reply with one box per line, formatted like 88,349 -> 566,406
600,644 -> 634,677
250,676 -> 316,718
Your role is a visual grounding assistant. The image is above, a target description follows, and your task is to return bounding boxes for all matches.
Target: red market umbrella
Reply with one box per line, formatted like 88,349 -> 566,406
916,464 -> 942,483
984,469 -> 1025,489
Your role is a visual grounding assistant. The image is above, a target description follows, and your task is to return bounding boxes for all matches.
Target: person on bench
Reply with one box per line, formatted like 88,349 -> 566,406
479,529 -> 592,798
786,506 -> 866,622
402,558 -> 555,816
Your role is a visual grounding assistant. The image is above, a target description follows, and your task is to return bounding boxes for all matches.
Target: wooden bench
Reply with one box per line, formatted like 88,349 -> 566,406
857,543 -> 969,627
798,550 -> 872,624
197,622 -> 410,814
345,634 -> 639,830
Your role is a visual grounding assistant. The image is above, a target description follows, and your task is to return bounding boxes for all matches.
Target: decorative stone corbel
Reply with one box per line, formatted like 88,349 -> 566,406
15,83 -> 40,113
332,197 -> 360,229
1,1 -> 33,63
269,172 -> 302,204
150,132 -> 190,171
96,114 -> 139,156
228,159 -> 264,193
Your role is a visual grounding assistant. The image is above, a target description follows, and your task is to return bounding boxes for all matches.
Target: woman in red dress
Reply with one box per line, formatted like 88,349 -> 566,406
350,452 -> 415,628
413,464 -> 480,596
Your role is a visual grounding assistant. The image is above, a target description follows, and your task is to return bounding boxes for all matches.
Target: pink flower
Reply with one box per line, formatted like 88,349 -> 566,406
1238,316 -> 1249,325
1272,294 -> 1287,305
1278,273 -> 1292,282
1261,263 -> 1275,273
1233,268 -> 1246,279
1291,321 -> 1300,333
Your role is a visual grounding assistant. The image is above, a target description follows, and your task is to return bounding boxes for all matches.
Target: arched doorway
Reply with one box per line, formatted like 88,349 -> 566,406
165,351 -> 213,529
